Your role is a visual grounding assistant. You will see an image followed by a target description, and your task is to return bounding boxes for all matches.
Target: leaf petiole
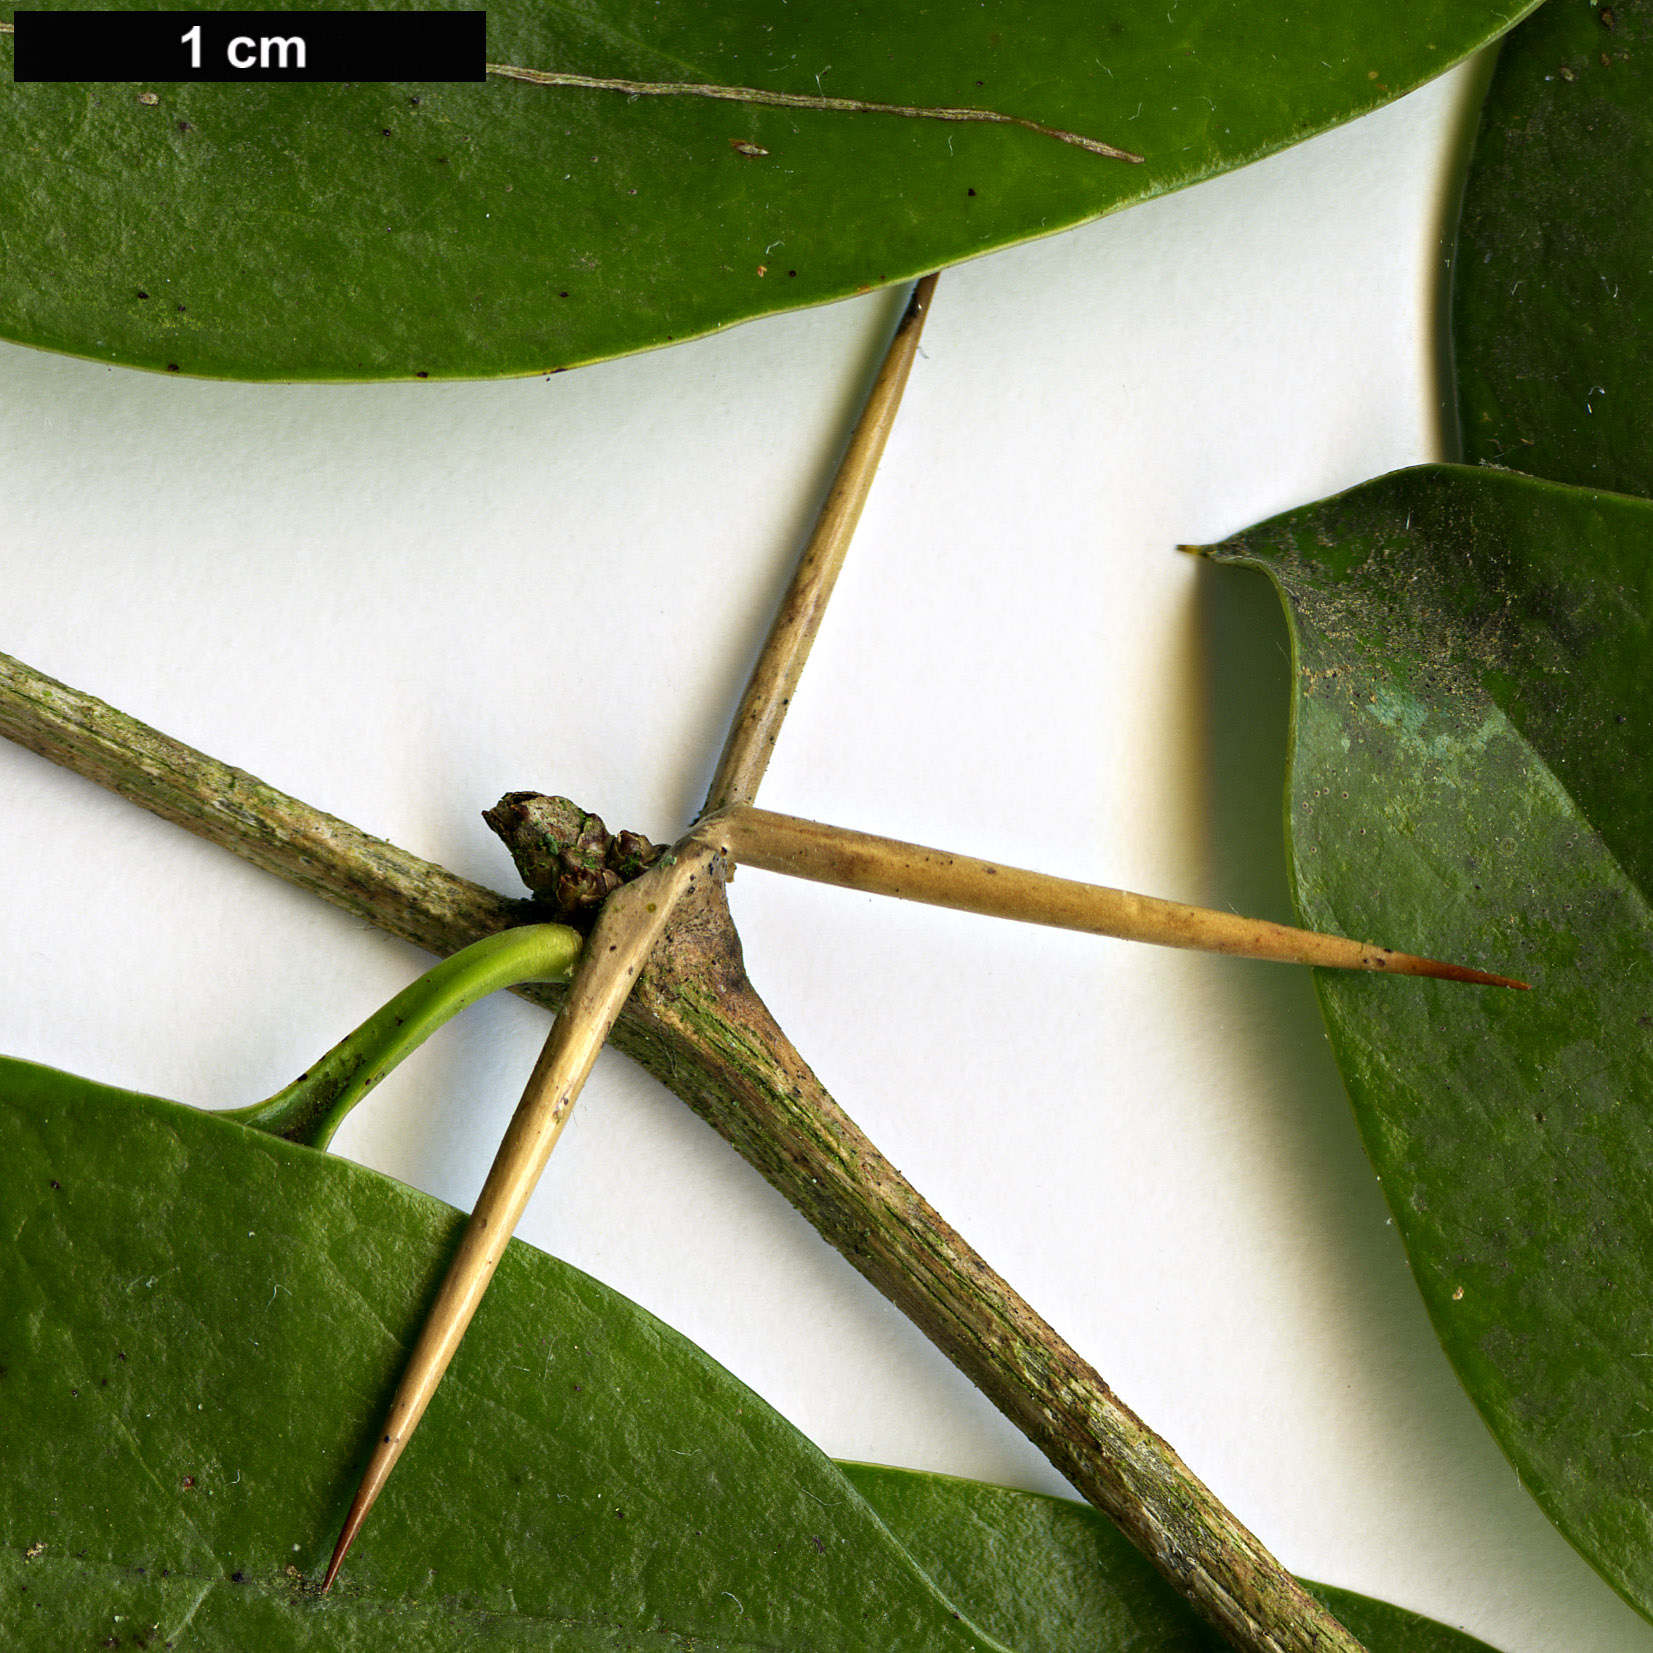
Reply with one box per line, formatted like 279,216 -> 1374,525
225,922 -> 581,1151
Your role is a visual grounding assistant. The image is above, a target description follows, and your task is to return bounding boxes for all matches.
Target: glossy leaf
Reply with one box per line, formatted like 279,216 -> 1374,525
0,1045 -> 1509,1652
844,1464 -> 1503,1653
1454,0 -> 1653,495
1204,462 -> 1653,1619
0,1053 -> 1015,1653
0,0 -> 1538,381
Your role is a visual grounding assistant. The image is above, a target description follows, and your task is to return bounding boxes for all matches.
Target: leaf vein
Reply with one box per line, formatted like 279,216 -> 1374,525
483,63 -> 1144,162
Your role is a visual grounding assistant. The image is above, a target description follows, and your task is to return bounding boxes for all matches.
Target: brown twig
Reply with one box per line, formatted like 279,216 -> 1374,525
321,833 -> 723,1591
712,805 -> 1527,986
0,650 -> 516,945
702,274 -> 939,816
0,648 -> 1367,1653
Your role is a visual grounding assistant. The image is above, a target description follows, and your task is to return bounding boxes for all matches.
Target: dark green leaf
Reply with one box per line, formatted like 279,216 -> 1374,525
842,1463 -> 1503,1652
0,1053 -> 1014,1652
1,0 -> 1538,381
1454,0 -> 1653,495
0,1043 -> 1513,1652
1204,462 -> 1653,1621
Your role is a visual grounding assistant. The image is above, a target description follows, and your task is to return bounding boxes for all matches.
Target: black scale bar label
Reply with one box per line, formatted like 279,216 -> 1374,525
13,10 -> 486,81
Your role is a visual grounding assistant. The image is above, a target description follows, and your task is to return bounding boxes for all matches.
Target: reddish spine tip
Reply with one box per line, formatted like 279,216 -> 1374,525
321,1529 -> 352,1594
1427,961 -> 1530,990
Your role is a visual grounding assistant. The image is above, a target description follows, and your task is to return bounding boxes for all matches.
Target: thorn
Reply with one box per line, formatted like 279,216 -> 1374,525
712,806 -> 1527,987
309,838 -> 718,1585
700,274 -> 939,819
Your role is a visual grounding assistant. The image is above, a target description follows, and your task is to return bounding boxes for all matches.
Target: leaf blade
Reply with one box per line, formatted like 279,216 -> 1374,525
1454,0 -> 1653,495
841,1463 -> 1504,1652
0,0 -> 1541,380
0,1053 -> 1014,1652
1205,462 -> 1653,1621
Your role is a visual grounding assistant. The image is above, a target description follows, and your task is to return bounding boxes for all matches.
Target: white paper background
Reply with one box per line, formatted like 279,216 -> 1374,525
4,53 -> 1648,1653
